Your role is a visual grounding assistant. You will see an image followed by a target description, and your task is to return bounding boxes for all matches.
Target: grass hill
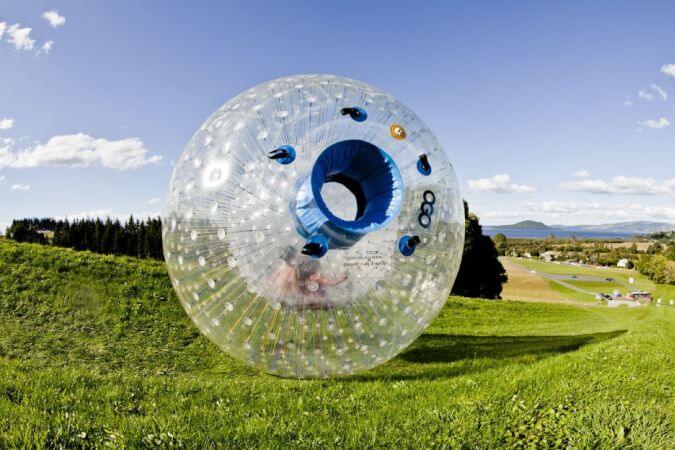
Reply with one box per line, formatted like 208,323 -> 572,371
1,240 -> 674,448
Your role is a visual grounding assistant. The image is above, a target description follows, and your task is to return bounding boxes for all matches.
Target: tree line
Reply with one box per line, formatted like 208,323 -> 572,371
636,233 -> 675,284
636,255 -> 675,284
6,217 -> 163,260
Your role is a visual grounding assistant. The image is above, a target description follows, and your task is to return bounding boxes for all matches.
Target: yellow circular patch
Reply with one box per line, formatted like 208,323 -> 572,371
390,124 -> 407,140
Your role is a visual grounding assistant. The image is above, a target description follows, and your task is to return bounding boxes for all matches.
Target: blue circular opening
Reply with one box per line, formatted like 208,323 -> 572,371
311,140 -> 403,234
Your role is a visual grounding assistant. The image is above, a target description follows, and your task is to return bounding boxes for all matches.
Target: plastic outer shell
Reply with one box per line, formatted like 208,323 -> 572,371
162,74 -> 465,379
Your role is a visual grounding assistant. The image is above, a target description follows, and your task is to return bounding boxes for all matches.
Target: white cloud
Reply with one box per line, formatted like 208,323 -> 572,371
474,210 -> 523,220
0,118 -> 14,130
42,10 -> 66,28
636,84 -> 668,102
468,173 -> 536,194
561,176 -> 673,195
10,183 -> 30,191
5,24 -> 35,51
57,208 -> 161,221
59,209 -> 114,221
661,64 -> 675,78
624,99 -> 633,107
1,20 -> 54,56
524,200 -> 588,214
524,201 -> 675,221
638,117 -> 670,130
651,84 -> 668,101
573,169 -> 591,178
0,133 -> 162,170
0,138 -> 15,167
0,175 -> 5,184
148,197 -> 160,205
38,40 -> 54,55
638,88 -> 655,101
130,210 -> 161,219
479,201 -> 675,225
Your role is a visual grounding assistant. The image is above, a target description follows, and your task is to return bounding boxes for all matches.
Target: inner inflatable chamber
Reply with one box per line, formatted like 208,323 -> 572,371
290,139 -> 404,250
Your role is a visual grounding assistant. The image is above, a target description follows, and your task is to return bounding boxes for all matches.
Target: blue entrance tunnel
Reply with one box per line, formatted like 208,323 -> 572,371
290,139 -> 404,255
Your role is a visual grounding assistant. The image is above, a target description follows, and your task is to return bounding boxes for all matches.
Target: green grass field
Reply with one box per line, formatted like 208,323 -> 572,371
565,280 -> 623,293
1,240 -> 674,448
504,257 -> 670,303
655,284 -> 675,303
506,258 -> 654,288
546,280 -> 596,303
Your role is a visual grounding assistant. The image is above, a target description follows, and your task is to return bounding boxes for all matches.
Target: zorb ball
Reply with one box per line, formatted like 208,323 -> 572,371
163,74 -> 464,378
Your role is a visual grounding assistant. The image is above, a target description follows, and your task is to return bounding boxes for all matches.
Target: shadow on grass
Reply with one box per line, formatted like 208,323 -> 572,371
348,330 -> 626,382
400,330 -> 627,363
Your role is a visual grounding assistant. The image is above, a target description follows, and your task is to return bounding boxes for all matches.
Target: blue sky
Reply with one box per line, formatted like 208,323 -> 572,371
1,1 -> 675,231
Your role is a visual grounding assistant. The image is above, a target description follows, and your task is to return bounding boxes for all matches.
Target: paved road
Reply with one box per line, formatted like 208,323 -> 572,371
543,274 -> 609,282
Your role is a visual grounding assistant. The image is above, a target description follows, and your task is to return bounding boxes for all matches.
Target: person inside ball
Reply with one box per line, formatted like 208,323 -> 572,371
275,246 -> 348,308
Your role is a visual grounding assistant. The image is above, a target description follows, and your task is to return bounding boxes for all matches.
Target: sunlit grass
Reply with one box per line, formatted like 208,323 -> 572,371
1,241 -> 674,448
547,280 -> 597,303
654,284 -> 675,303
507,257 -> 660,296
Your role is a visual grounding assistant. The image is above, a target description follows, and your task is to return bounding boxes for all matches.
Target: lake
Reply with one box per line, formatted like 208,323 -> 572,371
483,227 -> 643,239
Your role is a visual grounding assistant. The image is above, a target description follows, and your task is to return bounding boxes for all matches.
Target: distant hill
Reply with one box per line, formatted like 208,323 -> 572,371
488,220 -> 674,234
493,220 -> 551,230
559,221 -> 675,234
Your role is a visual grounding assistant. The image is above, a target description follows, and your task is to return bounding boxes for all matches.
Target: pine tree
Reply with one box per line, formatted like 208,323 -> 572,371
112,220 -> 125,255
451,201 -> 508,299
101,219 -> 114,254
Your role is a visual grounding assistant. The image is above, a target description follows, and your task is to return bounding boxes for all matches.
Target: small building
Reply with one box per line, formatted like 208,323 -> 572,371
540,251 -> 559,262
626,291 -> 652,303
617,258 -> 630,268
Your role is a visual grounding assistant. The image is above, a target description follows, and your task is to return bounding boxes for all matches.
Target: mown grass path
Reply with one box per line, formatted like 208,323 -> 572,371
1,241 -> 673,448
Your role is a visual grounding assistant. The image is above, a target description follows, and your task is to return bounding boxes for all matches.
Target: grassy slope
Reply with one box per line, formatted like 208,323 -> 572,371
546,280 -> 595,304
655,284 -> 675,302
505,257 -> 672,304
0,240 -> 674,448
506,258 -> 655,291
499,258 -> 570,303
